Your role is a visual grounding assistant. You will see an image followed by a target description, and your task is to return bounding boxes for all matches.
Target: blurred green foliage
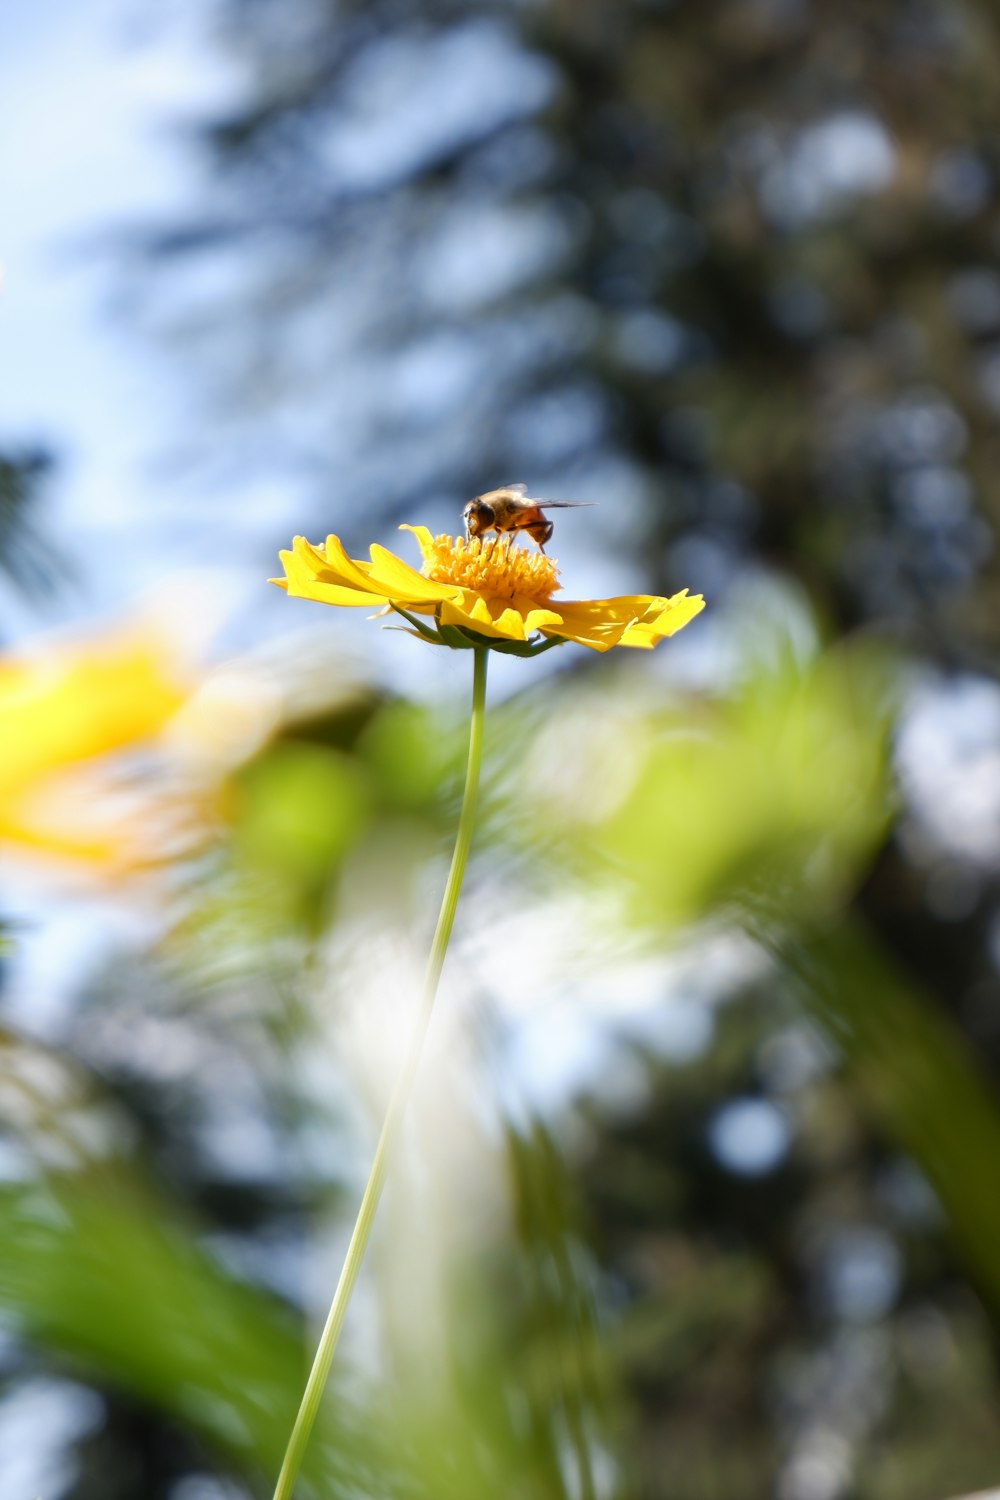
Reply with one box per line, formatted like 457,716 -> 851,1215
3,634 -> 999,1498
0,1170 -> 357,1490
576,645 -> 895,926
232,742 -> 372,928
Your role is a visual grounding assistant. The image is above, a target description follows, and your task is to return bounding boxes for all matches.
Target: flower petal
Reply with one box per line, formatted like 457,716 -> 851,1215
619,591 -> 706,647
540,600 -> 641,651
512,596 -> 565,637
438,594 -> 523,641
309,535 -> 376,590
368,543 -> 461,604
439,581 -> 569,643
487,603 -> 530,641
276,544 -> 386,608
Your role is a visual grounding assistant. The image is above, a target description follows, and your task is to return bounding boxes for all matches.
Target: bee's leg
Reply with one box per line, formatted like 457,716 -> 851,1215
526,520 -> 554,552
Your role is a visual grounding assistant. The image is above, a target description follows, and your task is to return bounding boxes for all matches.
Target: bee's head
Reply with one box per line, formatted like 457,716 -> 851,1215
463,499 -> 494,537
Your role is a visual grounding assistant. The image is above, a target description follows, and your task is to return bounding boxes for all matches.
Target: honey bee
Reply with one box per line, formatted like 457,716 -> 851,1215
462,484 -> 594,552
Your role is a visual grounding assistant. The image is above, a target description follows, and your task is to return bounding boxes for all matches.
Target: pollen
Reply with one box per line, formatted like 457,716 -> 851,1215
420,533 -> 560,602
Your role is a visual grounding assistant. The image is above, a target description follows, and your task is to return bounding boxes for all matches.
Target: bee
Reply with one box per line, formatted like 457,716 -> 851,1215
462,484 -> 594,552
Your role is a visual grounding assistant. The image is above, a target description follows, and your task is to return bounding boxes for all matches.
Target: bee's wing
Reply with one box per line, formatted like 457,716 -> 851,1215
533,500 -> 597,509
499,482 -> 529,495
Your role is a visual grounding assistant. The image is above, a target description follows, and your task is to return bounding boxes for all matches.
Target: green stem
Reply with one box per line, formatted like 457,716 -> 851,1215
272,646 -> 489,1500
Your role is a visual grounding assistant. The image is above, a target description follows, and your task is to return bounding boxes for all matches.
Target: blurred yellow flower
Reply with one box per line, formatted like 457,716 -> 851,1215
0,632 -> 187,865
273,525 -> 704,655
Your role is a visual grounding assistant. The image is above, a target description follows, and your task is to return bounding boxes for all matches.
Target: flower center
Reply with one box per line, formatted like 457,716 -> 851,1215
421,534 -> 560,602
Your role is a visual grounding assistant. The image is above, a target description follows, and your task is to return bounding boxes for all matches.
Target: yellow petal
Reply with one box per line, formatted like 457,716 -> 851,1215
0,799 -> 132,867
368,543 -> 460,603
0,637 -> 185,796
620,592 -> 706,646
438,595 -> 518,640
566,594 -> 659,624
512,596 -> 565,637
542,624 -> 621,653
317,534 -> 378,589
540,600 -> 640,651
398,524 -> 437,566
278,546 -> 385,608
487,602 -> 530,641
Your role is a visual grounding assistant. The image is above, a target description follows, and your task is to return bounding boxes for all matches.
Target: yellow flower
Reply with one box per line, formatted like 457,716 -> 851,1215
272,526 -> 704,655
0,631 -> 187,866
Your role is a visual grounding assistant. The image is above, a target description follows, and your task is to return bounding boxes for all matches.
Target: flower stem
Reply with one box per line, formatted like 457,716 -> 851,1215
272,646 -> 489,1500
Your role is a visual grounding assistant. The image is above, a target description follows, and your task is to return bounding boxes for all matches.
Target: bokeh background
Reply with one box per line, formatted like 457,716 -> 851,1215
3,1 -> 1000,1497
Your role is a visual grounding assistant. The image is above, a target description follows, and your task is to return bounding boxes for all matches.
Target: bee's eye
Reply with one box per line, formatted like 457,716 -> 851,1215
477,503 -> 495,523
